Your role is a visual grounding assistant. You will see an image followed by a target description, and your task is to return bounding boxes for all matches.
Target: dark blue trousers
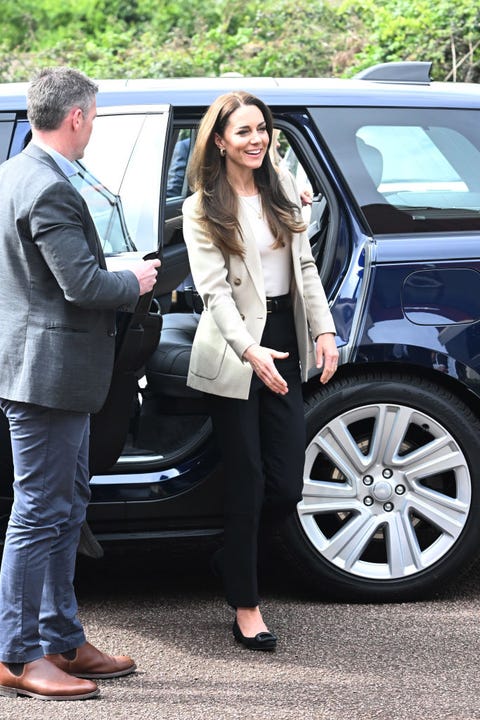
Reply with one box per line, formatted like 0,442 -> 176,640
0,400 -> 90,663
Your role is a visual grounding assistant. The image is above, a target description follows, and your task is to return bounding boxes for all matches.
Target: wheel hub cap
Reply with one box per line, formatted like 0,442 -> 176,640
372,480 -> 393,502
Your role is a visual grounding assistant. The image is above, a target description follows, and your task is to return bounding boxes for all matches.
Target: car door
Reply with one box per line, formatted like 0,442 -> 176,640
276,111 -> 371,363
76,104 -> 174,474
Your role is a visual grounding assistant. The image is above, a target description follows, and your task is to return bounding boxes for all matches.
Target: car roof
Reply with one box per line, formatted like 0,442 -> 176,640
1,76 -> 480,112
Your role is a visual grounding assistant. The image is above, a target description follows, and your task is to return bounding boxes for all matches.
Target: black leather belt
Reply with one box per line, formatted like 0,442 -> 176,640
266,294 -> 292,314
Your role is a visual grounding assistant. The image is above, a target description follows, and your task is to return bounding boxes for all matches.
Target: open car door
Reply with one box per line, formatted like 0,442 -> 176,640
71,104 -> 174,475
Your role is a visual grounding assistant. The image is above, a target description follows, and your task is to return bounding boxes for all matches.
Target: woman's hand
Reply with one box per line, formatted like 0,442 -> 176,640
243,344 -> 290,395
315,333 -> 339,384
300,188 -> 313,206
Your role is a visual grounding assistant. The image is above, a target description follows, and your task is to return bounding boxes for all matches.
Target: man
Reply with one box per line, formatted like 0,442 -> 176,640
166,135 -> 190,197
0,67 -> 160,700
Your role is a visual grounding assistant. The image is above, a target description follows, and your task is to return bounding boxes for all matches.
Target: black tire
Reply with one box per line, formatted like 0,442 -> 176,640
280,372 -> 480,601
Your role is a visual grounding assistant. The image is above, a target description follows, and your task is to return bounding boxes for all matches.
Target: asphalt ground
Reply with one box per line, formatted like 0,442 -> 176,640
1,539 -> 480,720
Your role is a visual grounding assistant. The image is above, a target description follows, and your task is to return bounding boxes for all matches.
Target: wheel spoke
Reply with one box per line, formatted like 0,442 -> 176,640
403,443 -> 467,486
302,477 -> 356,501
298,496 -> 360,516
369,404 -> 412,466
408,489 -> 469,537
321,512 -> 380,570
299,477 -> 361,514
385,512 -> 423,575
311,416 -> 373,476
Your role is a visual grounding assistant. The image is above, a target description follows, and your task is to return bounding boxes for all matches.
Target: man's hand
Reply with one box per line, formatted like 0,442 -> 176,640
131,259 -> 161,295
243,343 -> 290,395
316,333 -> 339,384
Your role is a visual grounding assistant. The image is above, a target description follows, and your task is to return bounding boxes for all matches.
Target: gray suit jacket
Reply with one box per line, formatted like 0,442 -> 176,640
0,143 -> 140,413
182,172 -> 336,400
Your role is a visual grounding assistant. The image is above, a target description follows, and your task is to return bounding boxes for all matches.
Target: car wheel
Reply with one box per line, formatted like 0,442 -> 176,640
280,372 -> 480,601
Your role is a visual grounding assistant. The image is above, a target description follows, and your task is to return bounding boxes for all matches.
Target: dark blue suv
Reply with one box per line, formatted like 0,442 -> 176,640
2,61 -> 480,602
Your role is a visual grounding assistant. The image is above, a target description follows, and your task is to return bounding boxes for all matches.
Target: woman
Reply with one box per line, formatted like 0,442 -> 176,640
182,91 -> 338,650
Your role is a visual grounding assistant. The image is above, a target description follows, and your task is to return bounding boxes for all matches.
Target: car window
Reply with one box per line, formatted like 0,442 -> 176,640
272,129 -> 314,222
81,111 -> 170,254
0,117 -> 14,163
358,124 -> 470,196
311,107 -> 480,234
70,163 -> 135,255
271,127 -> 334,273
166,128 -> 194,199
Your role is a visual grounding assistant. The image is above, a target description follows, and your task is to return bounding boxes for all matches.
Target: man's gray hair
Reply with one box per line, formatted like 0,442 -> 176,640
27,67 -> 98,131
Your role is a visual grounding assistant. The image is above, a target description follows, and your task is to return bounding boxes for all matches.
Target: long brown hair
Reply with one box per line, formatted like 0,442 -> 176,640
187,91 -> 306,257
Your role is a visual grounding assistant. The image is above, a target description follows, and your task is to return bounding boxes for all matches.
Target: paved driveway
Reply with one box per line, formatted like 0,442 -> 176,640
1,539 -> 480,720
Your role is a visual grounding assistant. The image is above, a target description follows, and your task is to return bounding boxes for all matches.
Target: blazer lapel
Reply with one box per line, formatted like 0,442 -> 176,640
290,231 -> 302,292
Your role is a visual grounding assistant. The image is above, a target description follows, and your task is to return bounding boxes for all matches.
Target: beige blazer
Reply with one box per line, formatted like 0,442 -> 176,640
182,173 -> 336,399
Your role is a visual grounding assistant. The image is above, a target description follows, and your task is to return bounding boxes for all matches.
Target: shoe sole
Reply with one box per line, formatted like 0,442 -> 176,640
0,684 -> 100,700
71,662 -> 137,679
234,637 -> 277,651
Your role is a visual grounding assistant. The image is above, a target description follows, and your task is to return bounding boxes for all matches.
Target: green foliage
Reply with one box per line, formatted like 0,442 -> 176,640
337,0 -> 480,81
0,0 -> 479,82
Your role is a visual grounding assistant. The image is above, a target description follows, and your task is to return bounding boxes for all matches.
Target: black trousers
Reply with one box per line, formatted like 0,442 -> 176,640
209,308 -> 305,608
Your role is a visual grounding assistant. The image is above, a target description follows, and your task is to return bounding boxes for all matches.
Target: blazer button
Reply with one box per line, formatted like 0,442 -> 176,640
107,330 -> 116,337
233,278 -> 241,286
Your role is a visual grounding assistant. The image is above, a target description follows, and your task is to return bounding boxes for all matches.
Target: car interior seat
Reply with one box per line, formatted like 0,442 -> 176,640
145,311 -> 201,399
356,136 -> 383,189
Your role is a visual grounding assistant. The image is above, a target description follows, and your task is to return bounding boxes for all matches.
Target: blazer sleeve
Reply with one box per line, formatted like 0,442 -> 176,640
182,193 -> 258,360
30,180 -> 139,310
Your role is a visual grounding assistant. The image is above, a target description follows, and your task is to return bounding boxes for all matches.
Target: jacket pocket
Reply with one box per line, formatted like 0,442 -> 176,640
189,339 -> 227,380
189,313 -> 228,380
45,323 -> 88,334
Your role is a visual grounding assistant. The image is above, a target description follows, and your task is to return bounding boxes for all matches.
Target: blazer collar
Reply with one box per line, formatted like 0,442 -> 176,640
23,142 -> 71,182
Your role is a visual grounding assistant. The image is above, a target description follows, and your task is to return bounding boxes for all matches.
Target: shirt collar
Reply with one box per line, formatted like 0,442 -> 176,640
32,140 -> 78,178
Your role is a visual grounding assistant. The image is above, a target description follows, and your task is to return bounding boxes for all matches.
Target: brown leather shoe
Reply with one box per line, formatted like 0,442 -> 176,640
0,657 -> 99,700
46,641 -> 136,679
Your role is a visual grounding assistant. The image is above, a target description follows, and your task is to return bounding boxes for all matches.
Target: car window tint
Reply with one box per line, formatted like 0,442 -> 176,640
312,107 -> 480,234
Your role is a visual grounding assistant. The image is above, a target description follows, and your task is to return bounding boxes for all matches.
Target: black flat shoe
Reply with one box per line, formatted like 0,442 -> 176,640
232,619 -> 277,651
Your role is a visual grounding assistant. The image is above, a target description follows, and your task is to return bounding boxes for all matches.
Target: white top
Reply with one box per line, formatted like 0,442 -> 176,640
238,194 -> 292,296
